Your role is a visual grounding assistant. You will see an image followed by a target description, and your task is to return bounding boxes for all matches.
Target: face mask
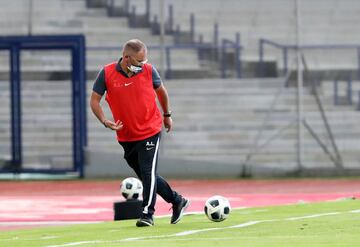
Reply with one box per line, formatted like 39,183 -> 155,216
126,57 -> 148,73
127,65 -> 143,73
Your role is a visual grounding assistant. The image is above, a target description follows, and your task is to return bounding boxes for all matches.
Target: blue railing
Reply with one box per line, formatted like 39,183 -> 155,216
259,38 -> 360,79
88,39 -> 242,79
94,1 -> 242,78
260,38 -> 360,111
334,77 -> 353,106
106,1 -> 217,49
105,0 -> 132,17
333,77 -> 360,112
0,35 -> 87,177
221,33 -> 241,78
150,4 -> 174,35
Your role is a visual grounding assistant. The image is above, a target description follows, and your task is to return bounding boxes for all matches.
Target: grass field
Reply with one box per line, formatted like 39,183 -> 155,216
0,198 -> 359,247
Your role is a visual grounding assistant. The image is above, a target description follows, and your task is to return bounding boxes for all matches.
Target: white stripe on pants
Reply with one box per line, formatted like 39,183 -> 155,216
143,136 -> 160,215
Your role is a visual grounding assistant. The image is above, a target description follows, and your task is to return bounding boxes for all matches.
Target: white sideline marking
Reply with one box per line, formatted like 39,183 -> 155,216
41,236 -> 59,240
350,209 -> 360,213
173,227 -> 223,237
157,211 -> 205,218
47,221 -> 262,246
285,212 -> 340,221
123,220 -> 266,241
227,220 -> 272,229
0,221 -> 102,226
0,236 -> 58,241
44,209 -> 359,247
47,241 -> 103,246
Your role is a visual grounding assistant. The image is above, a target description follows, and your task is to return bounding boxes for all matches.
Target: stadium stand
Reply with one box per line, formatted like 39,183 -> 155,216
0,79 -> 10,167
146,0 -> 360,73
1,76 -> 359,176
84,75 -> 360,177
2,0 -> 360,76
0,0 -> 203,80
1,0 -> 360,177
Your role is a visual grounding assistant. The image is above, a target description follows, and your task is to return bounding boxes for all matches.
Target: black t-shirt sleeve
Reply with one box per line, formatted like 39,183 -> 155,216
92,68 -> 106,95
152,66 -> 162,89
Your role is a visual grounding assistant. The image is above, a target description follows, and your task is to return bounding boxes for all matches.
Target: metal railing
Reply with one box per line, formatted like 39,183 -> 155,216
334,77 -> 353,106
260,38 -> 360,111
221,33 -> 241,78
259,38 -> 360,79
88,40 -> 242,79
91,1 -> 242,78
0,35 -> 87,178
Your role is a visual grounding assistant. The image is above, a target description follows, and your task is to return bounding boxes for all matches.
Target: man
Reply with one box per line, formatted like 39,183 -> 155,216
90,39 -> 190,227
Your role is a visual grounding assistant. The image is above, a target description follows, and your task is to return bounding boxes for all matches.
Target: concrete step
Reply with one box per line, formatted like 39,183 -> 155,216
1,73 -> 360,171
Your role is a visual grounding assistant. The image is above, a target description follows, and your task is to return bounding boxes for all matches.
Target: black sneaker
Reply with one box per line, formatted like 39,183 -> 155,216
136,215 -> 154,227
171,197 -> 190,224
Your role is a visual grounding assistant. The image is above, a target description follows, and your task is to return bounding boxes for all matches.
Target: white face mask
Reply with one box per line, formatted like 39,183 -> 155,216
127,65 -> 143,73
127,58 -> 148,73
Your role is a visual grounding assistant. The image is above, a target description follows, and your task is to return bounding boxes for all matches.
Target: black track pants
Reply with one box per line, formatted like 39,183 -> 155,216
119,132 -> 182,216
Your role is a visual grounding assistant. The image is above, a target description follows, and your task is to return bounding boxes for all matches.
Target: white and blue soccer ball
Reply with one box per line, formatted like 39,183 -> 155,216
204,195 -> 231,222
120,177 -> 143,200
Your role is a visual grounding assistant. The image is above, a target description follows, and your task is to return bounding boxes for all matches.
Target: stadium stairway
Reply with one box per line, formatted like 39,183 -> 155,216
1,78 -> 360,176
145,0 -> 360,77
85,78 -> 360,177
1,0 -> 360,177
0,0 -> 206,81
2,0 -> 360,79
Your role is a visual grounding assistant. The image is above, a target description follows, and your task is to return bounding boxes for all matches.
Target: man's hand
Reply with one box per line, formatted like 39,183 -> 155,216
104,119 -> 123,131
164,117 -> 172,132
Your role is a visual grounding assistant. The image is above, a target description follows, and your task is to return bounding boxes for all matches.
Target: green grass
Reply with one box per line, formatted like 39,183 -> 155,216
1,199 -> 360,247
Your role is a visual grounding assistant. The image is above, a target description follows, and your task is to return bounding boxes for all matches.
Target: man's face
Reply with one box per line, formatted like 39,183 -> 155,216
124,50 -> 148,73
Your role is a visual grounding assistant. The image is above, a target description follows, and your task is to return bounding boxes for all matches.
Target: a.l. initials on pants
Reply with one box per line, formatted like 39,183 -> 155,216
146,141 -> 155,151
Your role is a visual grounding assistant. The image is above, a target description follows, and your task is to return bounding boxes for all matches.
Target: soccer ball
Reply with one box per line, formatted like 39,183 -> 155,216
120,177 -> 143,200
204,195 -> 231,222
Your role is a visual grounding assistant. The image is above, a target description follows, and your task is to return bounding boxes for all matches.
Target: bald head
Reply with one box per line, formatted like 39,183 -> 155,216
121,39 -> 148,72
123,39 -> 147,56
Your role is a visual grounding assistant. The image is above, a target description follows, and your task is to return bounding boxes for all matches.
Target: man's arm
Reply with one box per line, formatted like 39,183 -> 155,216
90,91 -> 106,124
90,91 -> 123,130
155,84 -> 172,132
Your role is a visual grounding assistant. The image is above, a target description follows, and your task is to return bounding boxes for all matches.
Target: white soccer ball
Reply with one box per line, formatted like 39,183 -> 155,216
204,195 -> 231,222
120,177 -> 143,200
